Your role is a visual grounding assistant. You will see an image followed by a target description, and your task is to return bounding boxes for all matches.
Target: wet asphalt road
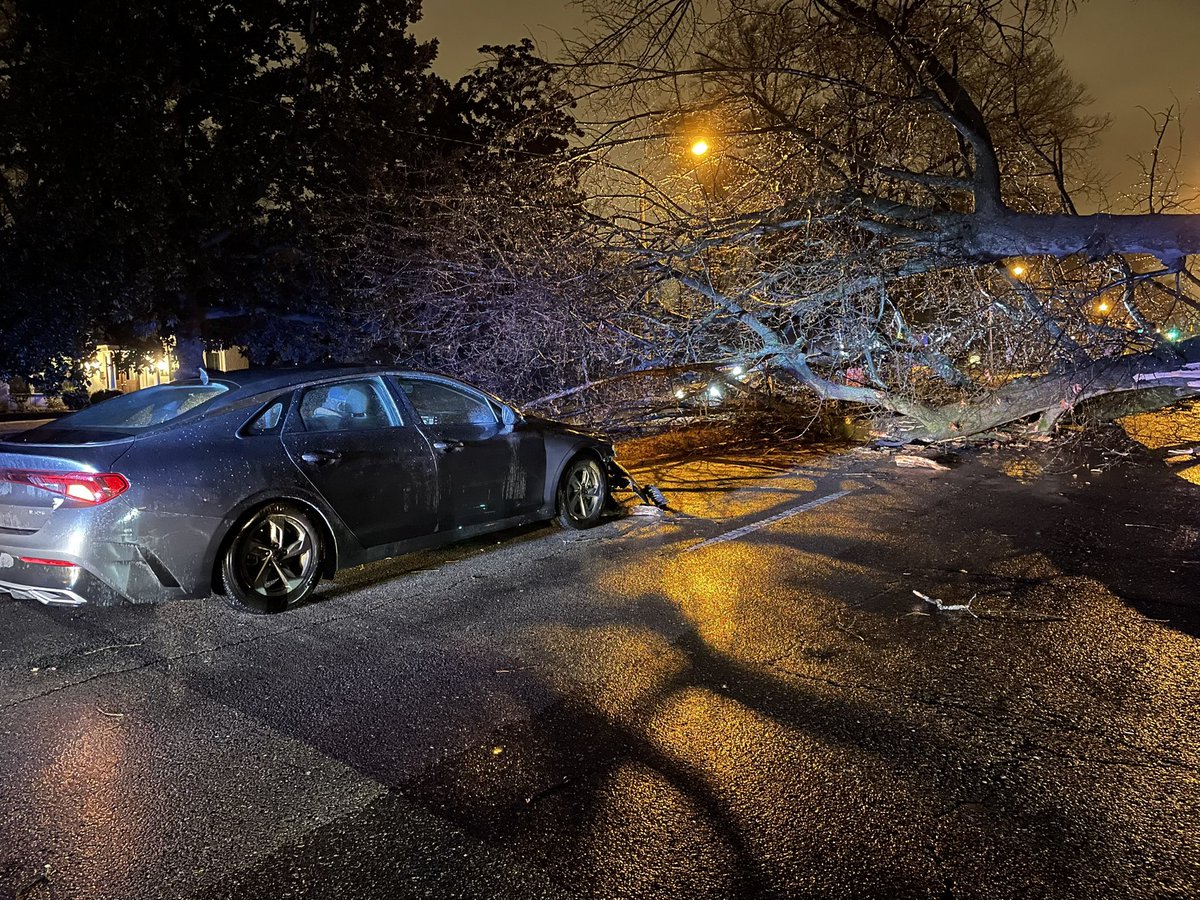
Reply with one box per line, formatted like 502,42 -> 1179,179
1,431 -> 1199,899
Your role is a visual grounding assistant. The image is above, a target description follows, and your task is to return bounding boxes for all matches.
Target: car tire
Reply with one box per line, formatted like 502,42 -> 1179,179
221,503 -> 323,614
556,456 -> 608,530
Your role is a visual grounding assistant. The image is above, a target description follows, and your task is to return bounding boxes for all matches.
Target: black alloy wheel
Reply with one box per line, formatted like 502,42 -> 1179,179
222,503 -> 323,613
557,456 -> 608,529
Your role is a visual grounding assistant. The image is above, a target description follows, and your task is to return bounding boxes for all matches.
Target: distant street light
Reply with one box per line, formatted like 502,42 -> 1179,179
690,139 -> 710,157
1009,263 -> 1027,278
1096,300 -> 1111,314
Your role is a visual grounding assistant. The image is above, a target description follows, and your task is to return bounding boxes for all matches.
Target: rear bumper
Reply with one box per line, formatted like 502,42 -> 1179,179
0,555 -> 126,606
0,578 -> 88,606
0,502 -> 225,606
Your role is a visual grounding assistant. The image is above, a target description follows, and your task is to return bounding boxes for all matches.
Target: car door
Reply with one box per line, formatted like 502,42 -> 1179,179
391,376 -> 545,529
281,376 -> 438,547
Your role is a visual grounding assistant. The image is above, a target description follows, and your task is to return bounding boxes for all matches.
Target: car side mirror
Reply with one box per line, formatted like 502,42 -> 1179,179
500,405 -> 521,428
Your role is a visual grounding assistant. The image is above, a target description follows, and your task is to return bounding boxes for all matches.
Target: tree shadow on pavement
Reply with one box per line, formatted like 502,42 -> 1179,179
190,580 -> 1180,899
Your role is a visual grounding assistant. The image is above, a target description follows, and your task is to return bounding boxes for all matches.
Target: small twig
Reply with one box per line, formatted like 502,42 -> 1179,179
525,775 -> 571,805
495,665 -> 538,674
834,615 -> 866,642
82,642 -> 143,656
96,707 -> 125,718
913,589 -> 979,617
16,873 -> 55,900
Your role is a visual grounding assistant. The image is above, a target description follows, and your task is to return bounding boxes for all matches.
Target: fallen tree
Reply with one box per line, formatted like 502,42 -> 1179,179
561,0 -> 1200,439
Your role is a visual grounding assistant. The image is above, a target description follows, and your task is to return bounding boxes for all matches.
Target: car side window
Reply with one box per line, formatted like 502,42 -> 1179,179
394,378 -> 497,427
296,378 -> 402,433
243,400 -> 285,436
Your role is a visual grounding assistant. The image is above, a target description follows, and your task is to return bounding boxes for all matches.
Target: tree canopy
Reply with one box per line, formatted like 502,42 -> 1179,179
562,0 -> 1200,437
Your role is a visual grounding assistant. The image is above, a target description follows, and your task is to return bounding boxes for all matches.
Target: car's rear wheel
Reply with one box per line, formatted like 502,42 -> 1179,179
221,503 -> 323,613
556,456 -> 608,529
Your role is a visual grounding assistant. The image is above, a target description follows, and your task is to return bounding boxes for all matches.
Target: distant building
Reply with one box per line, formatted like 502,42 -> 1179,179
0,344 -> 251,412
84,344 -> 250,396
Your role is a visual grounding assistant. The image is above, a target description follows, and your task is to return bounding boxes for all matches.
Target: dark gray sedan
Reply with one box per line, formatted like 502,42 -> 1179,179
0,367 -> 623,613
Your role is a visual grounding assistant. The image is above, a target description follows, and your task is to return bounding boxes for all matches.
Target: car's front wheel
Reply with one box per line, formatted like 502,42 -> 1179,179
221,503 -> 323,613
556,456 -> 608,529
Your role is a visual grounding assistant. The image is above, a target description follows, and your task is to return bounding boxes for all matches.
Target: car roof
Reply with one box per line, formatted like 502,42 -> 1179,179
174,365 -> 449,396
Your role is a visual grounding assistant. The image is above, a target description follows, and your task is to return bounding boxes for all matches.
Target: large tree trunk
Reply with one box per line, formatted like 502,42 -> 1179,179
883,338 -> 1200,442
952,210 -> 1200,268
172,293 -> 206,381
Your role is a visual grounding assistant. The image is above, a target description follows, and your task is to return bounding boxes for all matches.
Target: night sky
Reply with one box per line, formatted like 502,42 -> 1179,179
414,0 -> 1200,210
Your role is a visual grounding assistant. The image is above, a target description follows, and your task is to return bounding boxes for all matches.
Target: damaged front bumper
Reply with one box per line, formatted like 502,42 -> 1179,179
606,458 -> 668,509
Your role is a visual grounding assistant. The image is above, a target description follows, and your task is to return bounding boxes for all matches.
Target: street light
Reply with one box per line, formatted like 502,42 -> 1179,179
1096,300 -> 1111,315
690,139 -> 710,157
1009,263 -> 1026,278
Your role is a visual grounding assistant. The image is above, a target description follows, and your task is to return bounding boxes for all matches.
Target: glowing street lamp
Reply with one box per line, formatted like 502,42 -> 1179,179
1009,263 -> 1027,278
690,139 -> 710,157
1096,300 -> 1111,315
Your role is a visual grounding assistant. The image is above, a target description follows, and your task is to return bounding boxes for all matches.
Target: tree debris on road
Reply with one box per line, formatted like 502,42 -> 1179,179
895,454 -> 951,471
913,589 -> 979,617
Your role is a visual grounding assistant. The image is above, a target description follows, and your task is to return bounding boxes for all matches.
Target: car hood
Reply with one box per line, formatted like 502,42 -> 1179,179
523,414 -> 612,448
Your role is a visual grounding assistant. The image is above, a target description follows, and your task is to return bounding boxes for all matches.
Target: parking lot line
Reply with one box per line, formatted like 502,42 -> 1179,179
684,489 -> 854,553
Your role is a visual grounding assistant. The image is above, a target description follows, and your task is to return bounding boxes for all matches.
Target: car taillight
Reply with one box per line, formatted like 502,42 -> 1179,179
18,556 -> 77,567
0,470 -> 130,505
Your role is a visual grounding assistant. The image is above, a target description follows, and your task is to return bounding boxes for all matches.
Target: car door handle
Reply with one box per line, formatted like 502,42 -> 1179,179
432,440 -> 464,453
301,449 -> 343,465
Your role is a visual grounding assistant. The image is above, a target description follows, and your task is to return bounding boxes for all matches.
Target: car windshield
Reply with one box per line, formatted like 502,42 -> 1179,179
47,384 -> 230,432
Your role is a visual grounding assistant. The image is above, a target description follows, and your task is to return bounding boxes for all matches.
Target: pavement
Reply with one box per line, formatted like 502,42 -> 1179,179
1,425 -> 1198,899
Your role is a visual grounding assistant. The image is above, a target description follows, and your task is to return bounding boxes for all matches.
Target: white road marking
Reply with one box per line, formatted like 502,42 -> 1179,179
684,489 -> 855,553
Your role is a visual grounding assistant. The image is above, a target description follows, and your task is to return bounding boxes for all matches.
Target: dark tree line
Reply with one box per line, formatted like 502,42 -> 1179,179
0,1 -> 588,396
